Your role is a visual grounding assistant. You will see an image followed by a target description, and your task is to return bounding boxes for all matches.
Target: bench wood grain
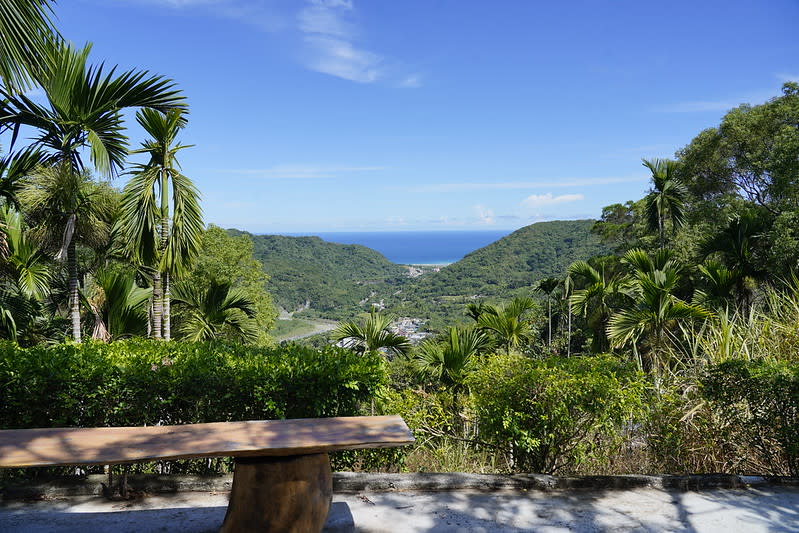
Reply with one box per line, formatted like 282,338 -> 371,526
0,415 -> 413,467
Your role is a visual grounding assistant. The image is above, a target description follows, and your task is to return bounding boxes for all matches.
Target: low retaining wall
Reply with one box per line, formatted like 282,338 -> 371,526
2,472 -> 798,501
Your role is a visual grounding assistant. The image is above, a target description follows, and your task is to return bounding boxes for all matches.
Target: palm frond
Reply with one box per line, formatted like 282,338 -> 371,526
0,0 -> 59,91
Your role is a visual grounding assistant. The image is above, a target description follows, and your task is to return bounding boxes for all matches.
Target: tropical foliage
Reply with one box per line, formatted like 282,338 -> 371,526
2,4 -> 799,481
116,108 -> 202,340
331,308 -> 411,357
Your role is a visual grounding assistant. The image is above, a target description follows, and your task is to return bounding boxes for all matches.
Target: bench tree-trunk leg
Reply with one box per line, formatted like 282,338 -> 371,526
220,453 -> 332,533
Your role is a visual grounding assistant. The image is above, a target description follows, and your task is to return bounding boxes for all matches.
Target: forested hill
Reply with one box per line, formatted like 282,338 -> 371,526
413,220 -> 607,297
227,230 -> 406,315
388,220 -> 610,327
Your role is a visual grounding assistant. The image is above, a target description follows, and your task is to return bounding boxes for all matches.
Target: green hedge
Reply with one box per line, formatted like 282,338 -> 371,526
0,340 -> 392,477
468,354 -> 646,474
702,359 -> 799,476
0,339 -> 386,429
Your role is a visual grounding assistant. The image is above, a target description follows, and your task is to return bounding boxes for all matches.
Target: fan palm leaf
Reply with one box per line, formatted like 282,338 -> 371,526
332,308 -> 411,357
414,326 -> 491,388
171,279 -> 258,343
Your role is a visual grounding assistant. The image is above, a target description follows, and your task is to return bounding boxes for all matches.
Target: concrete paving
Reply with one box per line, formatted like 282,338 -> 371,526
2,485 -> 798,532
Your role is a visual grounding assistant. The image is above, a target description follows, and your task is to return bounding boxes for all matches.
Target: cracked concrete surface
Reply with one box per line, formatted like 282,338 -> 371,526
2,486 -> 798,532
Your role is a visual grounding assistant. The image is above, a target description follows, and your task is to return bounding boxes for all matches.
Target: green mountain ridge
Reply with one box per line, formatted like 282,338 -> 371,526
227,230 -> 406,316
388,220 -> 610,329
232,220 -> 610,327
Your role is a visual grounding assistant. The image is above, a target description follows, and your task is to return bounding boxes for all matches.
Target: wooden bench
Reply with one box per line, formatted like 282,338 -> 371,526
0,415 -> 414,532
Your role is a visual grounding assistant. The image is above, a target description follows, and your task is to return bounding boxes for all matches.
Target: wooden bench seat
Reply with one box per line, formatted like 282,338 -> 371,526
0,415 -> 414,532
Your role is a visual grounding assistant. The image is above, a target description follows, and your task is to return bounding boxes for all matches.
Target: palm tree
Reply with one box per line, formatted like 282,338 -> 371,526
0,148 -> 46,258
643,158 -> 688,248
1,42 -> 185,176
693,260 -> 743,311
413,326 -> 491,390
0,0 -> 59,92
561,273 -> 574,356
608,249 -> 710,371
701,211 -> 765,311
475,296 -> 536,354
19,165 -> 117,342
116,108 -> 202,340
1,41 -> 184,341
465,301 -> 496,323
171,279 -> 258,343
332,308 -> 411,357
0,205 -> 50,342
534,277 -> 561,347
83,267 -> 151,341
568,258 -> 631,352
0,205 -> 50,299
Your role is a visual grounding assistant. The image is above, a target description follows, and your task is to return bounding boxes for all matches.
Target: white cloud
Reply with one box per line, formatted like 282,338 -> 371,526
474,205 -> 495,225
122,0 -> 419,86
522,193 -> 584,208
297,0 -> 419,86
297,0 -> 384,83
303,36 -> 383,83
409,176 -> 647,193
220,164 -> 384,179
298,1 -> 354,38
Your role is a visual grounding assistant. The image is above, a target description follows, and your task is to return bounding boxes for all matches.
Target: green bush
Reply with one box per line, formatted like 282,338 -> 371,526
0,339 -> 386,430
702,359 -> 799,475
0,340 -> 389,477
468,354 -> 646,474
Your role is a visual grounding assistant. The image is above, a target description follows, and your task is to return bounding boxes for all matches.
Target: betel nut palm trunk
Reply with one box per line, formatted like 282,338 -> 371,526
67,237 -> 81,343
160,166 -> 171,341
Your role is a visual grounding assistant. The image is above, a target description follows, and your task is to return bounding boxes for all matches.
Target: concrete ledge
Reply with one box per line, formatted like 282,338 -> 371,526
3,472 -> 798,501
332,472 -> 796,492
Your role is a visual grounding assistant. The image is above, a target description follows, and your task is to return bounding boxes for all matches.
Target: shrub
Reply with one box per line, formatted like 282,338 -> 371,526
468,354 -> 646,474
702,359 -> 799,475
0,340 -> 389,476
0,339 -> 386,429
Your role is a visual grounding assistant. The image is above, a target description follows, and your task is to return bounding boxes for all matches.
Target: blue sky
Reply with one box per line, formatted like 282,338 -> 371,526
41,1 -> 799,232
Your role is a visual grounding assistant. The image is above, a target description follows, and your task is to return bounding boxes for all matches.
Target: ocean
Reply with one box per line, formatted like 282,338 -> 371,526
298,230 -> 513,265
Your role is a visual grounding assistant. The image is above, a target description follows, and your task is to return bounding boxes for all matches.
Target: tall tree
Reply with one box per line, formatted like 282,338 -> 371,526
568,257 -> 631,353
534,277 -> 560,347
642,158 -> 687,249
19,165 -> 116,342
608,249 -> 709,371
0,41 -> 184,341
701,211 -> 766,311
116,108 -> 202,340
